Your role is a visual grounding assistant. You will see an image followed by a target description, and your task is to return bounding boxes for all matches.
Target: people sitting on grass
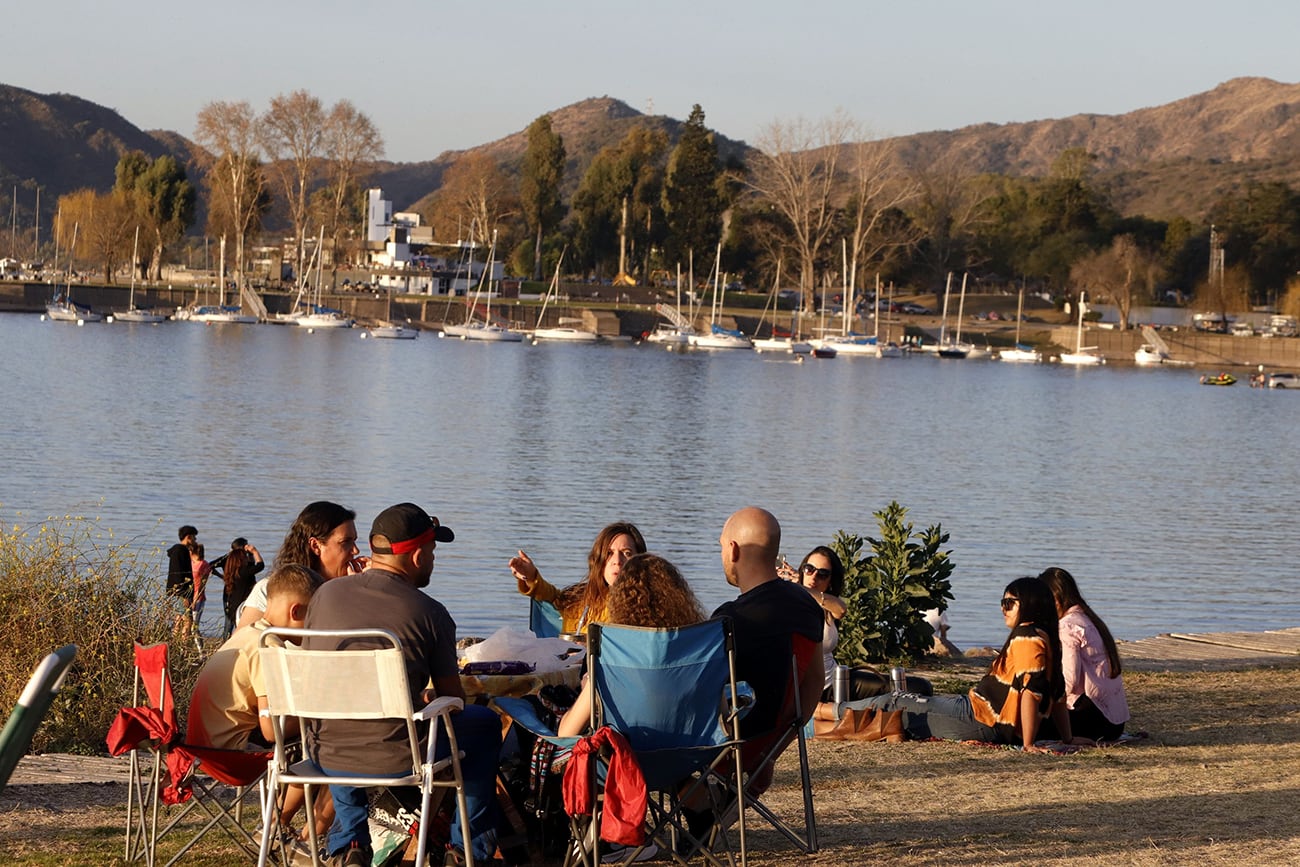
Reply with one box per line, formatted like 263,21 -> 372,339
780,545 -> 933,701
857,576 -> 1086,752
1038,566 -> 1130,741
186,563 -> 333,854
508,522 -> 647,635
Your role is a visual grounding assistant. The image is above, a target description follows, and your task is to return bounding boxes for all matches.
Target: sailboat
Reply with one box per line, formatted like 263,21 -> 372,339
753,259 -> 811,354
875,278 -> 903,357
646,263 -> 694,348
688,244 -> 752,350
1134,325 -> 1171,365
45,222 -> 103,323
114,227 -> 166,323
455,230 -> 523,342
296,228 -> 353,328
816,242 -> 877,356
1059,290 -> 1105,365
366,282 -> 418,340
533,250 -> 598,343
191,237 -> 258,323
936,272 -> 972,358
998,283 -> 1040,362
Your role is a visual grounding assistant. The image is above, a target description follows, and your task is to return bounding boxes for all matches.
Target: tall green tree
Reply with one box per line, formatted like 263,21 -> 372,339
1208,181 -> 1300,305
662,105 -> 722,264
519,114 -> 566,280
114,152 -> 196,280
570,127 -> 668,279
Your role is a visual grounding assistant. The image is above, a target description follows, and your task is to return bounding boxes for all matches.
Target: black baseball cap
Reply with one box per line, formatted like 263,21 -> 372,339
369,503 -> 455,555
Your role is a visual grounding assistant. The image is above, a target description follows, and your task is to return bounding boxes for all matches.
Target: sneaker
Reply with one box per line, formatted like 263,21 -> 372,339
331,842 -> 372,867
602,841 -> 660,863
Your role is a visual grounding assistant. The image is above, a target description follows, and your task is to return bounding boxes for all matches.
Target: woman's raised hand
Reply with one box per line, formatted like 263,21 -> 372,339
509,550 -> 540,593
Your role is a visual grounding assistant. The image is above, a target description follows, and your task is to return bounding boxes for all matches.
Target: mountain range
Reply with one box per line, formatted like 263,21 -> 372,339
2,77 -> 1299,229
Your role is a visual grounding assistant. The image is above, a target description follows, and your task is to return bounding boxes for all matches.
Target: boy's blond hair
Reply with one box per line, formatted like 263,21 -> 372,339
265,563 -> 323,605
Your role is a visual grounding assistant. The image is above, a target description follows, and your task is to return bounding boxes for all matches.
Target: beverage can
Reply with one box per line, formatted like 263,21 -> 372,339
890,665 -> 906,694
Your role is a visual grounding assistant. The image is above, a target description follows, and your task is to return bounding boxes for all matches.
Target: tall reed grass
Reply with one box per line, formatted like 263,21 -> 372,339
0,513 -> 204,753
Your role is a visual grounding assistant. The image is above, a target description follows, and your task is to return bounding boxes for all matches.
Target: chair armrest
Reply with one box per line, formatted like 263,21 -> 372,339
413,696 -> 464,721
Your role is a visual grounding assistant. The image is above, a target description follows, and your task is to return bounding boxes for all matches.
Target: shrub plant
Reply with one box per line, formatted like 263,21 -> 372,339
0,513 -> 203,754
831,501 -> 954,665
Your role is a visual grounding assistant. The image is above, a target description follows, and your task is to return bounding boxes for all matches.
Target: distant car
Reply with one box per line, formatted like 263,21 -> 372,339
899,302 -> 932,315
1268,372 -> 1300,389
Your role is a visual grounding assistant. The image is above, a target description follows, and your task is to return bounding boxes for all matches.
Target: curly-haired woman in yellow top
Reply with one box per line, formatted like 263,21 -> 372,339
509,522 -> 647,634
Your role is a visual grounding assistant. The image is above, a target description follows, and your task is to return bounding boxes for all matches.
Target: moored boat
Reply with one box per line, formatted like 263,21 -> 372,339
1200,372 -> 1237,386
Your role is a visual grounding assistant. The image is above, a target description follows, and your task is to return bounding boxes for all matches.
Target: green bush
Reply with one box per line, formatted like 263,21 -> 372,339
831,501 -> 955,665
0,514 -> 203,754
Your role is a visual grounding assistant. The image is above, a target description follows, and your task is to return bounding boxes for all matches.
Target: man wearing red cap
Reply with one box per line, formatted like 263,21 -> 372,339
304,503 -> 500,867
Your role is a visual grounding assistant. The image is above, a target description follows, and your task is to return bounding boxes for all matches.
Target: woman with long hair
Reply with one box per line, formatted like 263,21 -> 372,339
219,537 -> 264,640
860,576 -> 1077,750
237,501 -> 361,629
509,522 -> 647,634
784,546 -> 931,701
1038,566 -> 1129,741
557,553 -> 704,736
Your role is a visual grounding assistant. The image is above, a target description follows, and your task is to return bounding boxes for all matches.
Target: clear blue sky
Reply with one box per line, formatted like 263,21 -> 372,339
9,1 -> 1299,163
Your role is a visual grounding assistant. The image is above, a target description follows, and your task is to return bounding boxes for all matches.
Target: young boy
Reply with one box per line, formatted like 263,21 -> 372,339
187,563 -> 330,849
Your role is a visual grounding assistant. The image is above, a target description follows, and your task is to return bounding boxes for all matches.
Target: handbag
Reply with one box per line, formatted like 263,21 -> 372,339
811,702 -> 905,743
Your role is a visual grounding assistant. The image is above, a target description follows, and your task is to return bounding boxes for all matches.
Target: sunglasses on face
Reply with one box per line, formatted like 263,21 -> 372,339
1000,597 -> 1019,612
802,564 -> 832,581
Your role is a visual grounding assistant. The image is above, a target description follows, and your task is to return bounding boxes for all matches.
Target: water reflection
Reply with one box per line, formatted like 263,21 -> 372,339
3,314 -> 1298,648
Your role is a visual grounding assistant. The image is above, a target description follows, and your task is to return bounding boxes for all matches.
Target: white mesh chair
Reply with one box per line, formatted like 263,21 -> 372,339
256,627 -> 473,867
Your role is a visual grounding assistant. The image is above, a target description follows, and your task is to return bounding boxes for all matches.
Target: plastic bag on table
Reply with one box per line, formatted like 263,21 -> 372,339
459,626 -> 584,674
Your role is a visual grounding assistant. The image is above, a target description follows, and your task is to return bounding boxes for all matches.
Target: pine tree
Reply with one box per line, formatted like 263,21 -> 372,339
662,105 -> 722,263
520,114 -> 566,280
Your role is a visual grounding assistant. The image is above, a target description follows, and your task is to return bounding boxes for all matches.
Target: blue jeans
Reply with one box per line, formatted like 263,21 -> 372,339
856,692 -> 998,743
321,703 -> 502,860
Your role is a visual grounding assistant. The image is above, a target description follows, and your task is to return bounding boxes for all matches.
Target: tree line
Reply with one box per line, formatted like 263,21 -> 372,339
33,94 -> 1300,322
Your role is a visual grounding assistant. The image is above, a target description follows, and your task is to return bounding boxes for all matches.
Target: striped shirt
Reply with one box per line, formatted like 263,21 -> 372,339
969,624 -> 1056,743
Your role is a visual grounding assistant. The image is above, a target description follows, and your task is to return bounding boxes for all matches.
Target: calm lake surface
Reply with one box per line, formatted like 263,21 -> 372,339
3,313 -> 1297,649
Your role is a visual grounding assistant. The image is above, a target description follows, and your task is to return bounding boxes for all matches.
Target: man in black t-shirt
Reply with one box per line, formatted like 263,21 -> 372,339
166,525 -> 198,633
711,508 -> 823,781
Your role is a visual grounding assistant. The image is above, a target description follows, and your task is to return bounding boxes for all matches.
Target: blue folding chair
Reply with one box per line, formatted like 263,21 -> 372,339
0,644 -> 77,793
528,598 -> 565,639
501,617 -> 747,867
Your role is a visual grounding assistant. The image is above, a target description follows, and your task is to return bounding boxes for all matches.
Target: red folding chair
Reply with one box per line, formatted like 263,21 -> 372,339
107,642 -> 271,866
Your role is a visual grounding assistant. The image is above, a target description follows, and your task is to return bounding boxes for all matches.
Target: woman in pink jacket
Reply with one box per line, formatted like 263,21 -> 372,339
1039,567 -> 1130,741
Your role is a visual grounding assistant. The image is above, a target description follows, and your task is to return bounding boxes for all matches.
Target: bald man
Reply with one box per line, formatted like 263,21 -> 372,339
713,507 -> 824,743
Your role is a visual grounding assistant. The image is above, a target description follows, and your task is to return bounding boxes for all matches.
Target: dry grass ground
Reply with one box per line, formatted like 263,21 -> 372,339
3,665 -> 1300,866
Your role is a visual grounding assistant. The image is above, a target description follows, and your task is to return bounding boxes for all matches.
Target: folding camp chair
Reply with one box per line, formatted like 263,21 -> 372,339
498,617 -> 748,867
711,632 -> 819,856
528,597 -> 565,639
0,644 -> 77,794
107,642 -> 270,867
256,627 -> 474,867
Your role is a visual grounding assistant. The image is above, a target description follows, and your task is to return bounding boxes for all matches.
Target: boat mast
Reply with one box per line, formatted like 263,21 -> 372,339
129,226 -> 139,309
955,272 -> 968,344
939,272 -> 952,345
841,238 -> 850,337
873,273 -> 881,341
218,235 -> 226,306
1014,279 -> 1025,345
1075,290 -> 1086,352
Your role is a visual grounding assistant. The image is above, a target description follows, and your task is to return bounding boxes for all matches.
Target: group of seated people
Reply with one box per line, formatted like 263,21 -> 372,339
184,498 -> 1130,867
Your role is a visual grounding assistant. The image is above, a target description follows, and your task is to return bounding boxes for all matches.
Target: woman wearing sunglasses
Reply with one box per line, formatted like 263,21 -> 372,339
784,546 -> 931,701
858,575 -> 1077,751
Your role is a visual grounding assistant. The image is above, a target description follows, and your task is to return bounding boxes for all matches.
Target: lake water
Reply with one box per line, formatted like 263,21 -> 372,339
3,314 -> 1297,649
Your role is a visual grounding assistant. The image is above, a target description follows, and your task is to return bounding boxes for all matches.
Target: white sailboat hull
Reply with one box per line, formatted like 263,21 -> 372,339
999,348 -> 1042,363
367,323 -> 418,340
1060,351 -> 1105,366
815,336 -> 877,356
457,323 -> 524,342
689,332 -> 752,350
646,328 -> 691,347
753,337 -> 811,354
114,309 -> 167,323
296,312 -> 354,328
533,327 -> 599,343
1134,346 -> 1166,365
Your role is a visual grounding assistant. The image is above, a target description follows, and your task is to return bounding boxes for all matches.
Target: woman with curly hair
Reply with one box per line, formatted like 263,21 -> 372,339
237,501 -> 361,629
509,522 -> 647,634
557,553 -> 704,736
